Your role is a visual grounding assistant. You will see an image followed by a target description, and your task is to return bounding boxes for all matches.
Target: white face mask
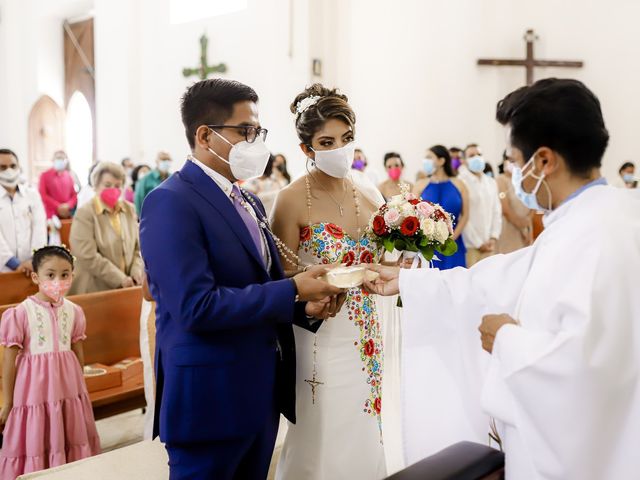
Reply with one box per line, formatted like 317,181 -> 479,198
208,129 -> 270,181
0,168 -> 20,188
312,142 -> 355,178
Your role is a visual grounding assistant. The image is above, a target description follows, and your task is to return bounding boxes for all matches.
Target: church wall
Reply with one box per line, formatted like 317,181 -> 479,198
0,0 -> 91,183
336,0 -> 640,183
94,0 -> 316,175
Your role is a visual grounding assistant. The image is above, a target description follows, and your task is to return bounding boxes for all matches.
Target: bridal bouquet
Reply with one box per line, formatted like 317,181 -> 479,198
367,184 -> 458,266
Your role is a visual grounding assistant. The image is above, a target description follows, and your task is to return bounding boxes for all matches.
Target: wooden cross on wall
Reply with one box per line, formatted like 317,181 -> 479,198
183,34 -> 227,80
478,29 -> 583,86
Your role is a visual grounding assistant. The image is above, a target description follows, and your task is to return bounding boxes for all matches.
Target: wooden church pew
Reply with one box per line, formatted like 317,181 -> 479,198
0,271 -> 39,306
385,442 -> 505,480
60,218 -> 72,248
0,287 -> 145,420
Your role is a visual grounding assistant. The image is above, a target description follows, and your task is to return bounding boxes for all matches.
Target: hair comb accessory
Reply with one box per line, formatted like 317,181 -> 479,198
295,96 -> 321,117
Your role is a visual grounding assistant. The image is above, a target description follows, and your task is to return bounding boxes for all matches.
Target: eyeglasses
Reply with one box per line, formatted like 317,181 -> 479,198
207,125 -> 268,144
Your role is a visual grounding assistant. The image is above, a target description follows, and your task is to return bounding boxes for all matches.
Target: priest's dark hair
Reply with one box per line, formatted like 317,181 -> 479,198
429,145 -> 455,177
181,79 -> 259,149
496,78 -> 609,177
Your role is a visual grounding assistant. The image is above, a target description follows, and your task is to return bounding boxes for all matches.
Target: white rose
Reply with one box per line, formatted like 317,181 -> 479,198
401,203 -> 415,217
388,194 -> 404,207
435,221 -> 450,244
420,218 -> 436,239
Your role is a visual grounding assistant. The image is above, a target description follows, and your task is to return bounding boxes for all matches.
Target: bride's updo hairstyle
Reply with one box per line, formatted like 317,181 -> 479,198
290,84 -> 356,147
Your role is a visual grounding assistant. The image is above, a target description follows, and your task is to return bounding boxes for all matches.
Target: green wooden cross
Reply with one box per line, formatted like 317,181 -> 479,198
182,34 -> 227,80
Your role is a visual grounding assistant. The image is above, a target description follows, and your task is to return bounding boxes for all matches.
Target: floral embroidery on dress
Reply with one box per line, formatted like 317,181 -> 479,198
34,307 -> 46,347
59,307 -> 70,347
299,222 -> 384,426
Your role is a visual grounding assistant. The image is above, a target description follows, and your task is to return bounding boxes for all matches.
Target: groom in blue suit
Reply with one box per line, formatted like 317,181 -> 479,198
140,79 -> 342,479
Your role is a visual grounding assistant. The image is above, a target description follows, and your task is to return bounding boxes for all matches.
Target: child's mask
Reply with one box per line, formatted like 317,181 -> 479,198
40,278 -> 72,303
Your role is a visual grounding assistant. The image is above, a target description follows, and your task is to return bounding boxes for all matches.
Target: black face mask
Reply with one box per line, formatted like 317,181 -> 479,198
276,164 -> 286,173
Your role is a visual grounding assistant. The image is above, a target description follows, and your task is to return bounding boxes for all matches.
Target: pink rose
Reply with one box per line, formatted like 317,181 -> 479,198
384,208 -> 401,227
415,202 -> 436,219
405,192 -> 418,201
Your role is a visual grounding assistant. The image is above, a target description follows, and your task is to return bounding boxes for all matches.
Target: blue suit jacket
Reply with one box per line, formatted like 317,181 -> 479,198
140,160 -> 315,444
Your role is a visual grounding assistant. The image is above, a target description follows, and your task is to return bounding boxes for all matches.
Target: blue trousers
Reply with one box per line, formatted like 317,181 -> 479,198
166,410 -> 280,480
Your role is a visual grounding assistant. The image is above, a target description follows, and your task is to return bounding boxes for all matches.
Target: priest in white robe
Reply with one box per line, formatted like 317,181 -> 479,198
365,78 -> 640,479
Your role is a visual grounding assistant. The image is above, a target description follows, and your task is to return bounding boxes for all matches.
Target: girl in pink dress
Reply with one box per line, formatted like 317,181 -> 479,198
0,246 -> 100,479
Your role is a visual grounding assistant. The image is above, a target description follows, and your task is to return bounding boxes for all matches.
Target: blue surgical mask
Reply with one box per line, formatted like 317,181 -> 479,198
158,160 -> 171,173
511,156 -> 551,212
467,155 -> 486,173
422,158 -> 435,176
53,158 -> 67,172
623,173 -> 635,183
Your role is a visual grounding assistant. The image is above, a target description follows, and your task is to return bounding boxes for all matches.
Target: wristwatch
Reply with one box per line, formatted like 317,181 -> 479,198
289,277 -> 300,303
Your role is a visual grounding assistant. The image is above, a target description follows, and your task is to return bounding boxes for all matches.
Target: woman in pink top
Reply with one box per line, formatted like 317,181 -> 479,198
0,246 -> 100,479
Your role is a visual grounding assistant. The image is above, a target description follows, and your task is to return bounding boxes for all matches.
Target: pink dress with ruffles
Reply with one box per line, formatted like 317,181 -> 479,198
0,296 -> 100,479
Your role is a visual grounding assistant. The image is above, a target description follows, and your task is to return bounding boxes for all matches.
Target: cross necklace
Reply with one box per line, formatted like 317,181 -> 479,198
304,336 -> 324,405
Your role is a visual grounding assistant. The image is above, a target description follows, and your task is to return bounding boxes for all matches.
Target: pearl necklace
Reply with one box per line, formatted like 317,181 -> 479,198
230,188 -> 308,271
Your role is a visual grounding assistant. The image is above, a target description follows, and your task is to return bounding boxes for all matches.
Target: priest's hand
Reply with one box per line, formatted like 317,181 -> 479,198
363,264 -> 400,296
479,314 -> 518,353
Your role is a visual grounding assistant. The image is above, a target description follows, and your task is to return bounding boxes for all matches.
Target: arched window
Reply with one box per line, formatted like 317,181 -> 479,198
65,90 -> 93,187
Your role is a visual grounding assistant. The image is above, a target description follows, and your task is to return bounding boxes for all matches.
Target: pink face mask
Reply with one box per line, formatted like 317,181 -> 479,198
40,278 -> 72,303
100,187 -> 122,209
388,167 -> 402,181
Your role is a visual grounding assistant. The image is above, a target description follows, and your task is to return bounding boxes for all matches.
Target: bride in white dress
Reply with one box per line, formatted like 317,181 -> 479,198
271,84 -> 403,480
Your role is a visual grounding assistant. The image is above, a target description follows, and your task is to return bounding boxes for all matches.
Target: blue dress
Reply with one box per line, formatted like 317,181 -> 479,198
420,180 -> 467,269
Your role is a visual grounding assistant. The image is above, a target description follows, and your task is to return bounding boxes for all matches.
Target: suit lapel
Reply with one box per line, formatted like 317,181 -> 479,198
179,161 -> 267,273
241,190 -> 286,280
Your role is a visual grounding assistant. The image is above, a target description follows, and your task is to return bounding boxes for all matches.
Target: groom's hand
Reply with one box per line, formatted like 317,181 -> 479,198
363,264 -> 401,296
293,266 -> 344,302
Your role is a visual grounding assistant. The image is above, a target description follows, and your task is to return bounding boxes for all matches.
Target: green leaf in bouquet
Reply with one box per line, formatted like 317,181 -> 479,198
395,239 -> 407,251
383,237 -> 395,253
418,236 -> 429,247
419,245 -> 435,261
437,237 -> 458,256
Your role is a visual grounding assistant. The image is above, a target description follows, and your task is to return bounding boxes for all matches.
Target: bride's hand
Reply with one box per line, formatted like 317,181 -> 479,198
363,264 -> 400,296
305,292 -> 348,320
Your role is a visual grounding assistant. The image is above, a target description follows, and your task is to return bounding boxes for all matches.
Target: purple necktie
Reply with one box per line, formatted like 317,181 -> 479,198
231,185 -> 264,261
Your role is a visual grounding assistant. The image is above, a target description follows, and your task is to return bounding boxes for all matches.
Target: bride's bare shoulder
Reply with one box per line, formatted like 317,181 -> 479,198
278,175 -> 307,200
272,176 -> 307,220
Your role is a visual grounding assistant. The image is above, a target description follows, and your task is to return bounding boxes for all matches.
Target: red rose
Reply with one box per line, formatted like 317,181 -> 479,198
360,250 -> 374,264
374,397 -> 382,414
325,223 -> 344,239
400,216 -> 419,236
408,198 -> 420,205
372,215 -> 387,236
364,339 -> 375,357
299,226 -> 311,242
342,251 -> 355,266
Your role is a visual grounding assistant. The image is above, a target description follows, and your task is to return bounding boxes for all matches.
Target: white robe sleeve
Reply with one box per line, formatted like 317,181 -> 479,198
484,237 -> 640,479
398,248 -> 532,464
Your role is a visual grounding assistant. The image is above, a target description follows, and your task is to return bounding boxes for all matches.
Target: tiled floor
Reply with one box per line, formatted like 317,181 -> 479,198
95,410 -> 145,452
94,410 -> 289,479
